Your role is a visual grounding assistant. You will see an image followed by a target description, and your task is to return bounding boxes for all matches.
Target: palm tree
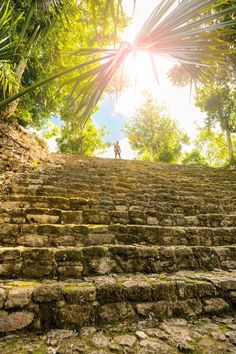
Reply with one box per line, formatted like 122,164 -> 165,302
0,0 -> 235,124
0,0 -> 128,119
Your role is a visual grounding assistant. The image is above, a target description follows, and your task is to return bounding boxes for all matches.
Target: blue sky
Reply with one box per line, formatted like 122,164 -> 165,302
93,99 -> 126,143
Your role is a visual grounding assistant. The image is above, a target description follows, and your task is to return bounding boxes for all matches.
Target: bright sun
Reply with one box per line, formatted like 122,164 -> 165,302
113,0 -> 205,138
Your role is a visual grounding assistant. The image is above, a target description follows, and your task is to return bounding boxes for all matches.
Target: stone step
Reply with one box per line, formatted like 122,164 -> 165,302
0,245 -> 235,279
9,185 -> 236,207
11,181 -> 236,201
1,317 -> 236,353
2,194 -> 235,215
6,188 -> 236,210
31,156 -> 236,178
1,223 -> 235,248
0,270 -> 235,332
19,176 -> 236,193
0,195 -> 95,211
1,206 -> 236,228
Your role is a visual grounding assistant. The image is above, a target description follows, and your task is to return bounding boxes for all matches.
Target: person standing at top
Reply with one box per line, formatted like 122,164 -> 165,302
114,141 -> 121,159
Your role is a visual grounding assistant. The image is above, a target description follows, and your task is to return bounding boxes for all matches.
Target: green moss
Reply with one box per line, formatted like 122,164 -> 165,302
218,323 -> 229,334
63,284 -> 79,292
6,280 -> 39,288
31,160 -> 40,169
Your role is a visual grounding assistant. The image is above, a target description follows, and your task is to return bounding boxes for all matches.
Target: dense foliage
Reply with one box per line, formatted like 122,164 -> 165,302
183,127 -> 236,167
195,83 -> 236,163
57,119 -> 110,155
182,149 -> 208,166
124,93 -> 189,163
0,0 -> 128,156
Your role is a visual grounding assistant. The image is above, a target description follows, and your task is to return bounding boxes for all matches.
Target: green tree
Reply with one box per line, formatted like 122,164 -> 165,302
57,119 -> 109,156
192,127 -> 236,167
0,0 -> 129,121
195,83 -> 236,163
124,93 -> 189,163
182,149 -> 208,166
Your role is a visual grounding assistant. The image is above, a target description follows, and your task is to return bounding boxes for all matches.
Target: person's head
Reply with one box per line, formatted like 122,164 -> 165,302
116,141 -> 119,144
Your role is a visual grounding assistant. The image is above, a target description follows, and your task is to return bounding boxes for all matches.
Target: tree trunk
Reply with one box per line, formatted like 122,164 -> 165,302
1,58 -> 28,120
149,146 -> 154,162
225,120 -> 234,163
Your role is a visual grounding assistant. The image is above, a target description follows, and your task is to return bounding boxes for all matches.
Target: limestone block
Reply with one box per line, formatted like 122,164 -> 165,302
185,216 -> 200,226
11,216 -> 26,224
54,304 -> 97,328
17,235 -> 49,247
115,334 -> 137,347
99,302 -> 135,322
0,310 -> 34,332
140,338 -> 172,352
204,298 -> 230,314
0,263 -> 21,277
5,288 -> 33,308
115,205 -> 128,212
33,284 -> 63,303
61,211 -> 83,224
0,223 -> 20,236
87,233 -> 115,246
83,210 -> 111,224
88,257 -> 117,275
0,288 -> 6,308
229,291 -> 236,304
110,211 -> 129,224
147,217 -> 159,225
90,333 -> 110,348
64,285 -> 96,304
21,249 -> 54,278
26,214 -> 60,224
135,331 -> 148,340
57,263 -> 84,278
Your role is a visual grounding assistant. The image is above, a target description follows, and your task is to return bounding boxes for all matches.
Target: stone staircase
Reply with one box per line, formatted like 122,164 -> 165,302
0,154 -> 236,333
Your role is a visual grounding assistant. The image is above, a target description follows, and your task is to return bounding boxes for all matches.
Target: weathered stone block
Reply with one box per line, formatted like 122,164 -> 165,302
17,235 -> 49,247
115,205 -> 128,212
57,263 -> 84,278
86,233 -> 115,245
83,210 -> 111,224
99,302 -> 135,322
21,249 -> 54,278
33,284 -> 63,303
204,298 -> 230,314
0,310 -> 34,332
64,285 -> 96,304
54,304 -> 97,328
147,217 -> 159,225
5,288 -> 33,308
0,288 -> 6,308
88,257 -> 117,275
26,214 -> 60,224
61,211 -> 83,224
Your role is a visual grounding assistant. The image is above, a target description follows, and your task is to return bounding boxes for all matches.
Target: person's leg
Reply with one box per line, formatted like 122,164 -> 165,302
115,152 -> 117,159
119,152 -> 121,159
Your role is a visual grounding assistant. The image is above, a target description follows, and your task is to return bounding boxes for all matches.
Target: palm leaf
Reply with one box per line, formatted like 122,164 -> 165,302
36,0 -> 63,11
1,0 -> 235,125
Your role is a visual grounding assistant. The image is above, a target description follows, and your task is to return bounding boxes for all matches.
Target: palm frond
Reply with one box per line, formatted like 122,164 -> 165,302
36,0 -> 63,11
0,61 -> 19,98
0,0 -> 22,95
1,0 -> 236,125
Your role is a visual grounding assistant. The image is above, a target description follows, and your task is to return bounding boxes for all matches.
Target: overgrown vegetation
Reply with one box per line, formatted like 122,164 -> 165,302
124,92 -> 189,163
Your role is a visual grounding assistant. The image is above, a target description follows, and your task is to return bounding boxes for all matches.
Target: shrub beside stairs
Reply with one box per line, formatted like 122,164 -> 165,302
0,154 -> 236,333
